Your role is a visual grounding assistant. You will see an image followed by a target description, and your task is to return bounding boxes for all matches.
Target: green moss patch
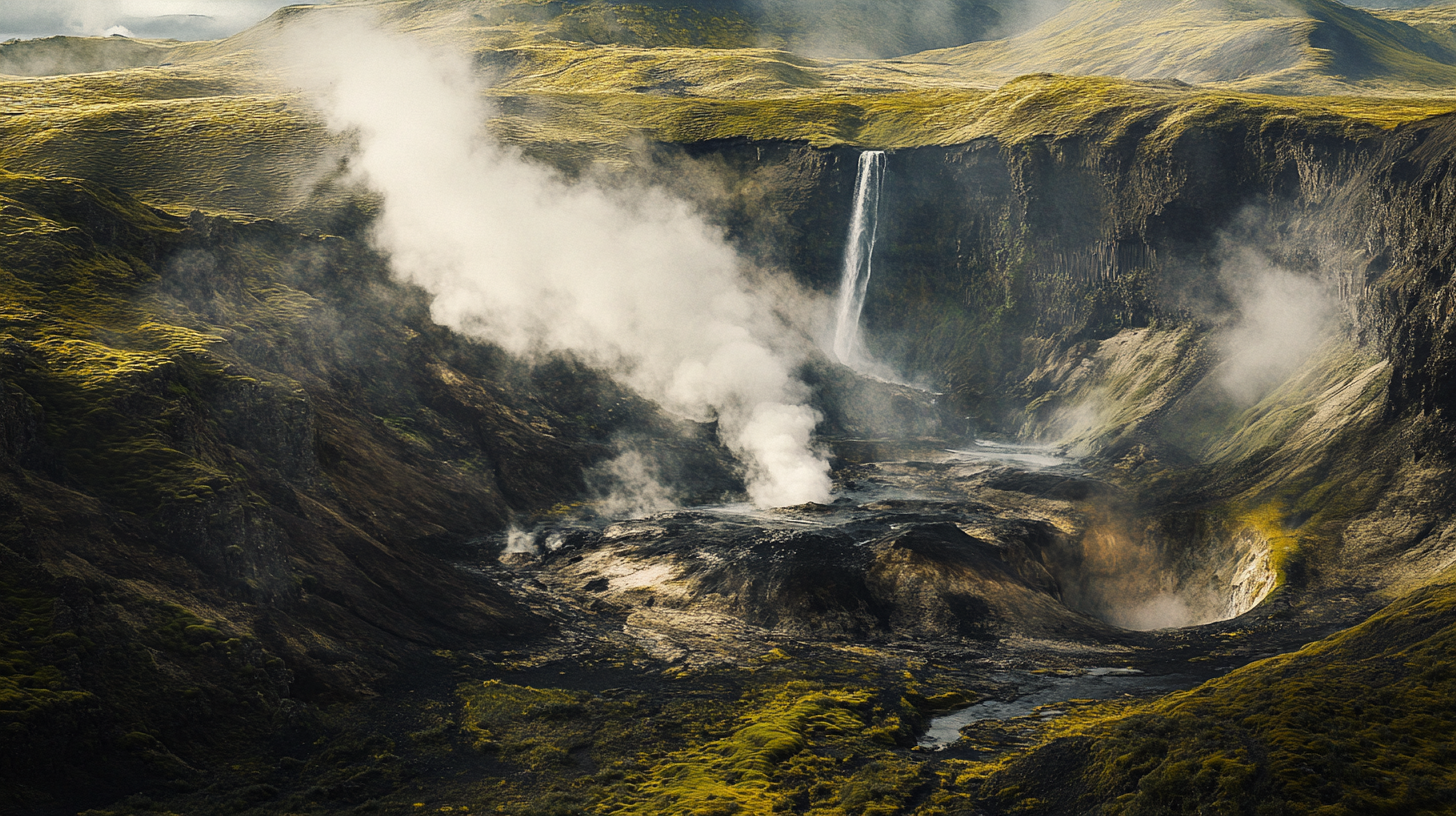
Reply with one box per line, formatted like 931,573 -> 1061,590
972,580 -> 1456,815
0,170 -> 244,514
607,684 -> 870,815
0,566 -> 96,754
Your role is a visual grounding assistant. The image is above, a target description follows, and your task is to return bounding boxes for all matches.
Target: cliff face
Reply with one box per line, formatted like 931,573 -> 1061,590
684,109 -> 1383,420
646,93 -> 1456,816
657,95 -> 1456,604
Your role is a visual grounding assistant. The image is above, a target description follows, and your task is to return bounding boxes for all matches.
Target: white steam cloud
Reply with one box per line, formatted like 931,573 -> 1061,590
502,525 -> 538,556
1216,248 -> 1335,405
591,450 -> 677,519
278,14 -> 832,509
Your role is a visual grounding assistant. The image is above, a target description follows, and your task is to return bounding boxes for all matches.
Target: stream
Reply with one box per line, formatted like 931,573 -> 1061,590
918,667 -> 1199,749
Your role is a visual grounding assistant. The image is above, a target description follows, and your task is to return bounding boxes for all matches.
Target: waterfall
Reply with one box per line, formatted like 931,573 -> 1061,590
831,150 -> 886,370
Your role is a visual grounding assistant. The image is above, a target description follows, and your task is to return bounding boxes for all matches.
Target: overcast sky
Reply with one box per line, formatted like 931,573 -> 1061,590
0,1 -> 322,42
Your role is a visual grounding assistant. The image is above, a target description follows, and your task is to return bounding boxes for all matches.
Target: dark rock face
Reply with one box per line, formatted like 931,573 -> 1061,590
668,113 -> 1420,435
526,464 -> 1165,655
0,177 -> 743,811
650,102 -> 1456,611
1355,114 -> 1456,421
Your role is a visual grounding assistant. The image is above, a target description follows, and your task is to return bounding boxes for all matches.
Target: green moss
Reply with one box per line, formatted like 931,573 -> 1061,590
969,580 -> 1456,815
0,35 -> 184,77
146,603 -> 223,654
459,679 -> 590,757
605,683 -> 872,815
0,171 -> 246,514
909,0 -> 1456,96
0,568 -> 97,744
4,19 -> 1454,221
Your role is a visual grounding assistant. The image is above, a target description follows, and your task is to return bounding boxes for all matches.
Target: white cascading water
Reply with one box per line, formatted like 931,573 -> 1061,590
831,150 -> 887,370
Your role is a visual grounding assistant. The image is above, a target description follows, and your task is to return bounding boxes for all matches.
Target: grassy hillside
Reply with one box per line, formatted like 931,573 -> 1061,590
966,575 -> 1456,815
1351,0 -> 1454,7
2,0 -> 1454,226
914,0 -> 1456,95
1,45 -> 1451,223
0,163 -> 703,811
243,0 -> 1036,58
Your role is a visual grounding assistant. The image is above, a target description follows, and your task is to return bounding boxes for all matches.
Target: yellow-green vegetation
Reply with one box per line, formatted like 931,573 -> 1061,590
460,679 -> 594,764
7,3 -> 1456,815
0,170 -> 242,512
857,580 -> 1456,815
0,79 -> 327,220
0,36 -> 185,77
147,602 -> 229,654
1065,579 -> 1456,814
606,684 -> 872,815
1021,325 -> 1205,451
439,654 -> 973,816
317,0 -> 1012,58
916,0 -> 1456,97
1181,341 -> 1396,585
1235,501 -> 1306,586
1378,3 -> 1456,56
0,558 -> 289,812
0,566 -> 95,747
481,52 -> 1456,153
1200,340 -> 1391,465
5,0 -> 1456,221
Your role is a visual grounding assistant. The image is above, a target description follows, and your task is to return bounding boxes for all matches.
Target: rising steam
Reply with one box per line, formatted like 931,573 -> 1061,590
1216,247 -> 1335,405
277,14 -> 831,509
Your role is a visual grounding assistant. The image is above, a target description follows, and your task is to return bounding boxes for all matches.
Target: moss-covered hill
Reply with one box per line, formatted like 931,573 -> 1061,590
0,37 -> 186,77
913,0 -> 1456,96
5,0 -> 1456,221
6,1 -> 1456,814
972,574 -> 1456,815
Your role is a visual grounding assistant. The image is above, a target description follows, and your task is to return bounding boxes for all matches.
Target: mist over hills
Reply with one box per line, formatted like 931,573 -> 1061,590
6,0 -> 1456,222
0,0 -> 303,43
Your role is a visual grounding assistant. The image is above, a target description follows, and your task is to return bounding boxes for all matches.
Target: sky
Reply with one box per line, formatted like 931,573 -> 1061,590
0,1 -> 320,42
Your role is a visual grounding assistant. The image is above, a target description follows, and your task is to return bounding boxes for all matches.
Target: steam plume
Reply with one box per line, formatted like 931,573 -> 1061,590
278,14 -> 831,508
1216,247 -> 1335,405
591,450 -> 677,519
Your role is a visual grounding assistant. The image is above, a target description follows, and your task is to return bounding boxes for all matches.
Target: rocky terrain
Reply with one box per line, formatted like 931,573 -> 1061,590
5,1 -> 1456,814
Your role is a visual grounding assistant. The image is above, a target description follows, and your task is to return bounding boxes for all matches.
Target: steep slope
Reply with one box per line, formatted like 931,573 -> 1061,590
1350,0 -> 1454,7
7,0 -> 1456,228
0,166 -> 742,811
390,0 -> 1059,57
1376,2 -> 1456,53
969,575 -> 1456,815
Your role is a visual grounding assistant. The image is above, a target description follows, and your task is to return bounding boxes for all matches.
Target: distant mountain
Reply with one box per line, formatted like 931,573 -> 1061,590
337,0 -> 1061,59
913,0 -> 1456,95
0,35 -> 181,76
1346,0 -> 1452,7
